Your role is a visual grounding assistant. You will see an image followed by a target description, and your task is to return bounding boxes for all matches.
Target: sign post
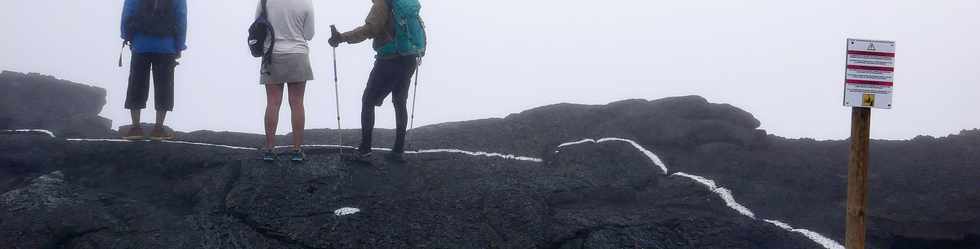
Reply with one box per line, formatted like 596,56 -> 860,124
843,38 -> 895,249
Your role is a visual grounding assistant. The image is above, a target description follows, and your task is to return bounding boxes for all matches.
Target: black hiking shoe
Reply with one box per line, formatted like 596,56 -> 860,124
349,149 -> 373,162
385,152 -> 406,164
261,149 -> 277,162
289,149 -> 306,163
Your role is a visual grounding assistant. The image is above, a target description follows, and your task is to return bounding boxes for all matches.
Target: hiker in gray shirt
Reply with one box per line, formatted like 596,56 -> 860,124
256,0 -> 315,162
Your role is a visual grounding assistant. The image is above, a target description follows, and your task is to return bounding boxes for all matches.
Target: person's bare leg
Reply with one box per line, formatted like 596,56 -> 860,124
130,109 -> 141,126
155,111 -> 167,128
264,84 -> 285,150
287,82 -> 306,150
126,109 -> 143,138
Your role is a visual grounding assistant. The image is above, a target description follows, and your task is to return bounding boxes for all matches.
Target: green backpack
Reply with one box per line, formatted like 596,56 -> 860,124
376,0 -> 427,58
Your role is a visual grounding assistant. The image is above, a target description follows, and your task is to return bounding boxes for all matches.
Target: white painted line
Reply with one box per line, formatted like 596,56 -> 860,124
764,219 -> 845,249
409,149 -> 543,162
597,138 -> 669,175
334,207 -> 361,216
66,138 -> 257,151
555,137 -> 669,175
161,140 -> 257,151
66,138 -> 133,143
672,172 -> 756,219
277,144 -> 544,162
275,144 -> 355,149
557,138 -> 597,148
1,129 -> 56,138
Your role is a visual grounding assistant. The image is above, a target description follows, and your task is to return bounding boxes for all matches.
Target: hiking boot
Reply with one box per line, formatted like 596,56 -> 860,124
350,150 -> 373,162
385,152 -> 406,164
289,149 -> 306,163
123,126 -> 145,140
261,149 -> 277,162
148,126 -> 174,141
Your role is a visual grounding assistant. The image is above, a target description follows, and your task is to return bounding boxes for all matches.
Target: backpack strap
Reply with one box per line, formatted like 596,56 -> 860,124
386,0 -> 397,35
260,0 -> 269,18
260,0 -> 275,71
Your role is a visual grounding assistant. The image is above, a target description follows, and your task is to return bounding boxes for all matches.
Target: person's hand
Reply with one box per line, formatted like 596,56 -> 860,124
329,25 -> 343,48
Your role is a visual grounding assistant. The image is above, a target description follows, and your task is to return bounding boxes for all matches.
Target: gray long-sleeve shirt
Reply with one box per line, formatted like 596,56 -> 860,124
256,0 -> 315,54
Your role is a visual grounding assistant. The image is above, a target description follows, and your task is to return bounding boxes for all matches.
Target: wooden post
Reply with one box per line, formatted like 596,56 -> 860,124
846,107 -> 871,249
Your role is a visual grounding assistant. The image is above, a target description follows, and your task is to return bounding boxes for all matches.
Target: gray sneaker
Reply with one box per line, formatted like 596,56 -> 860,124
289,149 -> 306,163
261,149 -> 277,162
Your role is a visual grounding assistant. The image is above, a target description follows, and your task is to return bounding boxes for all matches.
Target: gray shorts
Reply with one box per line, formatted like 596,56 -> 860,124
259,53 -> 314,85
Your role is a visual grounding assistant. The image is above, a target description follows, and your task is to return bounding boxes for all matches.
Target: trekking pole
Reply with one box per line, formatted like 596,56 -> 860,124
331,26 -> 343,154
409,56 -> 421,131
118,41 -> 128,67
404,56 -> 422,150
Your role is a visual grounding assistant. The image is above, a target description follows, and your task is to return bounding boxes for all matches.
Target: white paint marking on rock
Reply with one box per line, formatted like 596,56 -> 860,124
557,139 -> 597,149
66,138 -> 133,143
334,207 -> 361,216
161,140 -> 257,151
66,138 -> 256,151
1,129 -> 56,138
409,149 -> 544,162
277,144 -> 544,162
596,138 -> 669,175
764,219 -> 845,249
554,137 -> 669,175
276,144 -> 356,150
672,172 -> 756,219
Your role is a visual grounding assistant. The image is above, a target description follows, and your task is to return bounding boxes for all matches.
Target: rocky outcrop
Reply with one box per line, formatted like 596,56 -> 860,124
409,96 -> 767,154
0,71 -> 112,137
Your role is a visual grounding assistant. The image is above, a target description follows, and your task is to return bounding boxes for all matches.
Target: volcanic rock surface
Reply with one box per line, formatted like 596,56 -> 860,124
1,72 -> 978,249
0,71 -> 112,138
1,135 -> 822,249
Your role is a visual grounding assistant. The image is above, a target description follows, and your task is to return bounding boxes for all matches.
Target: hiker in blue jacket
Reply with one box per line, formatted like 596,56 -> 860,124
120,0 -> 187,140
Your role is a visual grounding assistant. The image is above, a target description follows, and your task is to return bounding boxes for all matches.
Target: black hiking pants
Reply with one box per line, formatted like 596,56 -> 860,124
359,56 -> 418,154
125,52 -> 176,112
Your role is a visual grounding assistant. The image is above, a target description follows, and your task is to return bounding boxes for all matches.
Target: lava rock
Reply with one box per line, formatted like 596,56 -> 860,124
0,71 -> 112,138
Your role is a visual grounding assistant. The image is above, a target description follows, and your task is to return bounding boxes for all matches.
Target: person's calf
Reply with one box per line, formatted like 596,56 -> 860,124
154,111 -> 168,128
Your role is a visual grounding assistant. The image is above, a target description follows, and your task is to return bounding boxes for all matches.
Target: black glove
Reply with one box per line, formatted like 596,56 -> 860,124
329,25 -> 343,48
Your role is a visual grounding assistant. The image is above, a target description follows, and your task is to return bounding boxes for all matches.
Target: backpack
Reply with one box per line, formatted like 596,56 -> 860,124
125,0 -> 178,40
248,0 -> 276,67
376,0 -> 427,58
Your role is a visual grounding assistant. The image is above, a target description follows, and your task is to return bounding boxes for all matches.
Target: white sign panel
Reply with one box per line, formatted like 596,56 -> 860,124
844,39 -> 896,109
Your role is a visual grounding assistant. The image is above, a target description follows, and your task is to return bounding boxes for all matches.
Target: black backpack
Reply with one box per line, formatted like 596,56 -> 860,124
125,0 -> 178,40
248,0 -> 275,66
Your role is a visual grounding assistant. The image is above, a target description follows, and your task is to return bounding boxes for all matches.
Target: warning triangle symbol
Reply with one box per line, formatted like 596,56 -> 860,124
867,43 -> 877,51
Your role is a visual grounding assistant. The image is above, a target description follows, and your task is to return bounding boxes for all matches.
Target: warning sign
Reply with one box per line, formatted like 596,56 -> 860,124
844,39 -> 896,109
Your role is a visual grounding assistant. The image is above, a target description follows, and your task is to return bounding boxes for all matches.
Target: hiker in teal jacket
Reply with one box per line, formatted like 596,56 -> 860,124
120,0 -> 187,140
330,0 -> 426,163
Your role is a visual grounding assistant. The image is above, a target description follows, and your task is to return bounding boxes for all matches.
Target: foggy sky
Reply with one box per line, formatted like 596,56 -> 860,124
1,0 -> 978,140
